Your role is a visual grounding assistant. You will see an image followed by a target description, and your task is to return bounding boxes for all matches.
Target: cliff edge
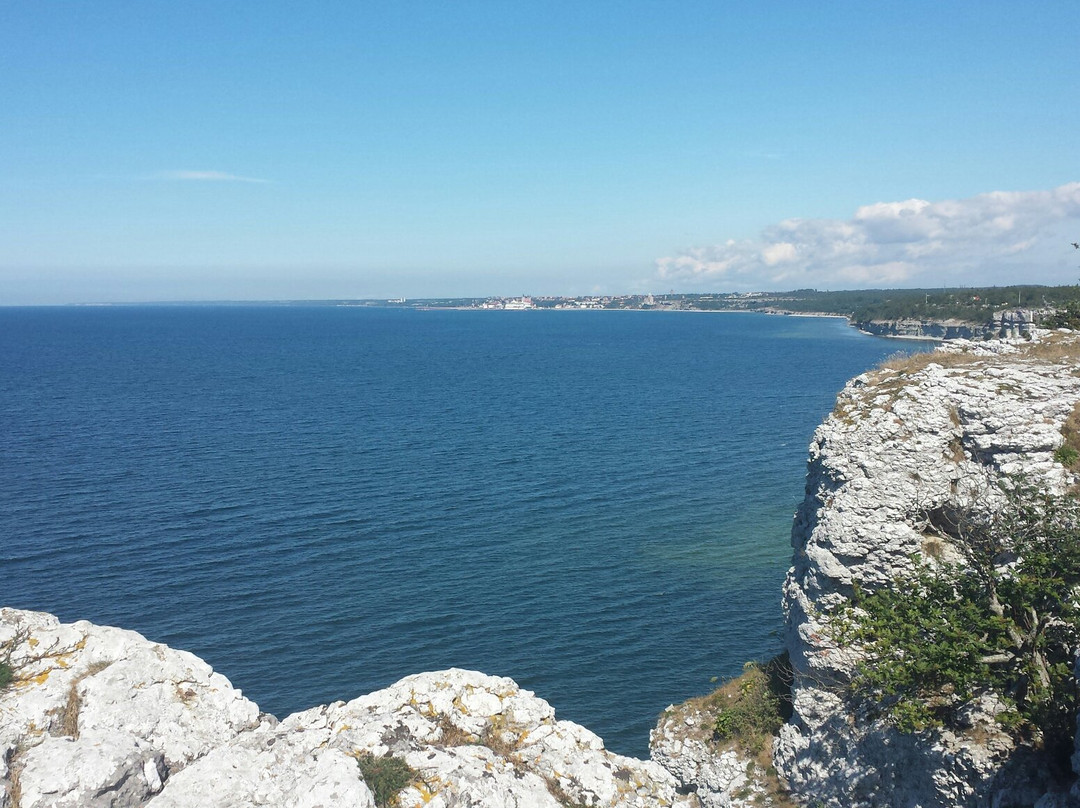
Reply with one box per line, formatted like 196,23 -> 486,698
777,330 -> 1080,807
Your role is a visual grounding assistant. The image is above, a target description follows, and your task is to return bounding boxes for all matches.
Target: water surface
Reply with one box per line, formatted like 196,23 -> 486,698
0,306 -> 929,756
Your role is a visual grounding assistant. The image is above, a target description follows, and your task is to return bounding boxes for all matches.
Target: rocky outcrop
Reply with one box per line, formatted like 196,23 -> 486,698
853,318 -> 987,340
776,331 -> 1080,807
650,700 -> 776,808
853,308 -> 1046,341
1,609 -> 692,808
0,608 -> 262,808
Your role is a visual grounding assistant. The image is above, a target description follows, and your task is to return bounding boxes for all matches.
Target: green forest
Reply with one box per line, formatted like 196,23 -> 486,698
679,286 -> 1080,324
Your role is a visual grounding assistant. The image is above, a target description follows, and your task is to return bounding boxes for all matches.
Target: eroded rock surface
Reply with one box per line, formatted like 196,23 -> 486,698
650,700 -> 776,808
0,608 -> 262,808
1,609 -> 691,808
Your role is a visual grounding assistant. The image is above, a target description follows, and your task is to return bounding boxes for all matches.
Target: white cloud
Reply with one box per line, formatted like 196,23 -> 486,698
656,183 -> 1080,289
153,170 -> 269,183
761,241 -> 797,265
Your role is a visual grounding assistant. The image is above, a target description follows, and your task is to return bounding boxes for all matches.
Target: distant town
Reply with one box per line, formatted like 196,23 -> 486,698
347,285 -> 1080,326
410,293 -> 703,311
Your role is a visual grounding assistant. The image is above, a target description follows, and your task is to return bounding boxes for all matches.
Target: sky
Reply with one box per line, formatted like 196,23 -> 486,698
2,1 -> 1079,304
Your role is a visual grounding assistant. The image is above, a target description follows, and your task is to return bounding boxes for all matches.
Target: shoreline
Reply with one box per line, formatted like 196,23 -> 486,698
854,327 -> 945,342
412,305 -> 967,342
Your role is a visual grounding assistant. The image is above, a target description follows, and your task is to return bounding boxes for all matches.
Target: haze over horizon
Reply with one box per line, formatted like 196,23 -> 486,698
3,2 -> 1079,305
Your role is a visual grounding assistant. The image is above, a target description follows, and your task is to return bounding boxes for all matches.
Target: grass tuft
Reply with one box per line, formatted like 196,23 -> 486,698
1057,401 -> 1080,475
356,753 -> 419,808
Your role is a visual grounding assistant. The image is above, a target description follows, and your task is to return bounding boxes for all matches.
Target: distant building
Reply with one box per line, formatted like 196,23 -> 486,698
503,296 -> 535,310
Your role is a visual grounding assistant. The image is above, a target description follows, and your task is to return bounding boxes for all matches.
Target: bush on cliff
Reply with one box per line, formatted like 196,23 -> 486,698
829,487 -> 1080,759
355,753 -> 419,808
712,654 -> 793,753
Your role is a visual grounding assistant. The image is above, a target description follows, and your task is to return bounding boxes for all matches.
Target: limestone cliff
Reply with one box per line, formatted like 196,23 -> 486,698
853,308 -> 1042,341
777,330 -> 1080,807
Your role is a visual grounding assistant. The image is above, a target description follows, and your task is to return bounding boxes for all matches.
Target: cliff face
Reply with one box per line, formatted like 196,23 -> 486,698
853,308 -> 1043,341
0,608 -> 690,808
853,318 -> 987,340
777,332 -> 1080,807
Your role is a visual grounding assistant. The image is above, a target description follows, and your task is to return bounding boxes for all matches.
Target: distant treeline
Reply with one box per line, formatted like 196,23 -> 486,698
681,286 -> 1080,323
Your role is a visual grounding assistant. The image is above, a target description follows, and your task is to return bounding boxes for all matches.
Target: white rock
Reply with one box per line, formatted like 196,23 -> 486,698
1,608 -> 260,808
0,612 -> 691,808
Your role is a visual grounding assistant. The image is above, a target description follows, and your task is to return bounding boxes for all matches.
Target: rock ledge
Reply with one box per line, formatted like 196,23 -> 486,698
1,608 -> 691,808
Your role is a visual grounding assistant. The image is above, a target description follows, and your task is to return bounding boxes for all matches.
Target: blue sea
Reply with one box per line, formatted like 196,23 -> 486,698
0,306 -> 928,757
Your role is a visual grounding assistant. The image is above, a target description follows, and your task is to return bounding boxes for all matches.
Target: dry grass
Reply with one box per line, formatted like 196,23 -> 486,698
8,754 -> 22,808
877,347 -> 987,375
946,436 -> 967,464
52,683 -> 82,738
432,713 -> 523,760
1062,401 -> 1080,453
922,536 -> 947,560
545,778 -> 591,808
832,333 -> 1080,429
478,717 -> 520,760
432,714 -> 475,748
877,332 -> 1080,375
1025,333 -> 1080,363
49,661 -> 111,738
432,714 -> 585,808
1057,401 -> 1080,476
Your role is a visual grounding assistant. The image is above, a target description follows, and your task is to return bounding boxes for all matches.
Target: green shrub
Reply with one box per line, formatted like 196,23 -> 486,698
355,753 -> 418,808
712,654 -> 792,752
0,660 -> 12,692
1055,445 -> 1080,468
1057,403 -> 1080,473
1046,301 -> 1080,330
829,487 -> 1080,760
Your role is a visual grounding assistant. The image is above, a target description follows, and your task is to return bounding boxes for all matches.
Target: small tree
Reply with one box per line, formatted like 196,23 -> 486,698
829,487 -> 1080,759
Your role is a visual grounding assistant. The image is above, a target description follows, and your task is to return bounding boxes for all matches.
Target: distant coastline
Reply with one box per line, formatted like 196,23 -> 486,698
26,283 -> 1075,342
394,284 -> 1070,341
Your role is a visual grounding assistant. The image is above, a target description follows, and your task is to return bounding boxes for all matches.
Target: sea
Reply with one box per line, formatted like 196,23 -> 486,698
0,305 -> 932,758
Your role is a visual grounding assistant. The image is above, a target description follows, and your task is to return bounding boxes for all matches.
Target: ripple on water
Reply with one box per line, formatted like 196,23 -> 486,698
0,306 -> 933,757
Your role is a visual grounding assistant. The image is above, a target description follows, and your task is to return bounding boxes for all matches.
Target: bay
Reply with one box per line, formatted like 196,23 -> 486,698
0,305 -> 930,757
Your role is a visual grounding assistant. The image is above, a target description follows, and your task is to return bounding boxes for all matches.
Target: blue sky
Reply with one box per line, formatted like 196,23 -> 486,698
3,1 -> 1079,303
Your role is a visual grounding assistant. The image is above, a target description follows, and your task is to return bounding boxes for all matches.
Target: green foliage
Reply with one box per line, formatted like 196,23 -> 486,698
683,286 -> 1080,323
833,564 -> 1021,732
1055,445 -> 1080,467
712,654 -> 792,752
355,753 -> 418,808
0,660 -> 12,692
1046,301 -> 1080,330
829,489 -> 1080,756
